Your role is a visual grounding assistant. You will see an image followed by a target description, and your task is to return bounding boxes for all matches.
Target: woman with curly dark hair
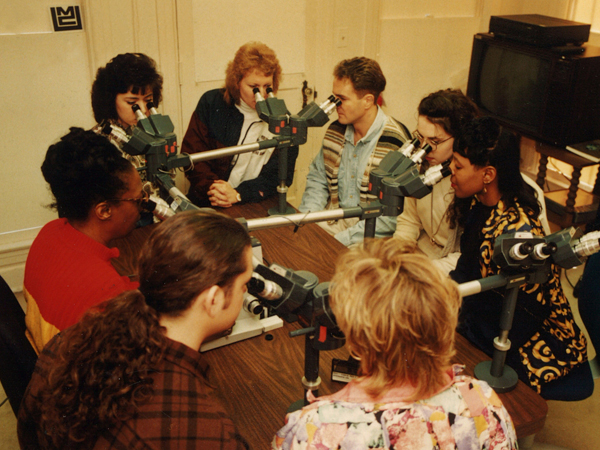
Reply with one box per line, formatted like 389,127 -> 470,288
91,53 -> 163,169
90,53 -> 164,224
18,210 -> 252,449
394,88 -> 478,274
181,42 -> 298,208
448,116 -> 592,399
91,53 -> 163,132
24,128 -> 142,353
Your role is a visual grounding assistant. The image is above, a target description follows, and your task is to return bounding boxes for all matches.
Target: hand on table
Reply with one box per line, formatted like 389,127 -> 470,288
208,180 -> 240,208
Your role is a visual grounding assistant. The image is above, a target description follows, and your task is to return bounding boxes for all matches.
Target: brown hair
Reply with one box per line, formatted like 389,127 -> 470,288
418,88 -> 479,140
333,57 -> 386,102
223,42 -> 282,105
330,239 -> 461,401
139,210 -> 251,313
30,210 -> 250,448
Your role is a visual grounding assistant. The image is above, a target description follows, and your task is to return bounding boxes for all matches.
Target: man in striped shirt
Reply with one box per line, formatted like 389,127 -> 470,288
299,57 -> 411,246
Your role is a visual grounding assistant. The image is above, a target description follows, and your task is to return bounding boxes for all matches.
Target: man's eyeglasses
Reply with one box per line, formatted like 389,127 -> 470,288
109,191 -> 149,208
412,130 -> 453,150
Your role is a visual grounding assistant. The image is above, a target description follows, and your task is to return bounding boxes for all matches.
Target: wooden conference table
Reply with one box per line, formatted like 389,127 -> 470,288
111,197 -> 548,448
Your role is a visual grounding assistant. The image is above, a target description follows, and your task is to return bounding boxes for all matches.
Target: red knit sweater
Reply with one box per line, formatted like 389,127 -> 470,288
24,219 -> 139,353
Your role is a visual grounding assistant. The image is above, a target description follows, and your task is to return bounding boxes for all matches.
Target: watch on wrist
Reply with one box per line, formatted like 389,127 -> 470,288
235,192 -> 241,202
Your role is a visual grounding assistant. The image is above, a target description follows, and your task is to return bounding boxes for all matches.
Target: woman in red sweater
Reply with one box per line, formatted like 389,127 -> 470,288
24,128 -> 143,353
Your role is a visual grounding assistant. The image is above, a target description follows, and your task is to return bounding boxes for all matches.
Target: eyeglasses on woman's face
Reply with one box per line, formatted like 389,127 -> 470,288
109,190 -> 149,209
412,130 -> 453,151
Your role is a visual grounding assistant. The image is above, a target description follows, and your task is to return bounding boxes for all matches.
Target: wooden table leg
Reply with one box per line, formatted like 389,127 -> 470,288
536,154 -> 548,189
566,167 -> 582,214
593,167 -> 600,197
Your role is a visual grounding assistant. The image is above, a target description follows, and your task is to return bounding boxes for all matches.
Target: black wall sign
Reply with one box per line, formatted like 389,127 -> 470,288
50,6 -> 82,31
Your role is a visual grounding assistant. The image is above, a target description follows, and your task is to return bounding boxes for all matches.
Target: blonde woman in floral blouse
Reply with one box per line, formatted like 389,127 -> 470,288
273,238 -> 517,450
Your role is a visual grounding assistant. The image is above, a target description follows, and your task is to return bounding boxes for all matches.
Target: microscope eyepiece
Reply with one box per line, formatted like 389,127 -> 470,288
541,242 -> 557,256
399,137 -> 420,157
410,143 -> 433,164
320,95 -> 341,115
509,242 -> 534,261
131,104 -> 146,121
248,276 -> 265,292
142,195 -> 175,220
253,88 -> 265,102
146,101 -> 159,115
243,295 -> 263,315
248,274 -> 284,301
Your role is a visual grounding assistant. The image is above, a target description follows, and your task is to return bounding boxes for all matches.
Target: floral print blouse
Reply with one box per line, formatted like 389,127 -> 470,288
273,367 -> 517,450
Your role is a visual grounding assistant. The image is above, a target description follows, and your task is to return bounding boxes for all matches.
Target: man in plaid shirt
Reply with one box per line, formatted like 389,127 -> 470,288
18,211 -> 252,449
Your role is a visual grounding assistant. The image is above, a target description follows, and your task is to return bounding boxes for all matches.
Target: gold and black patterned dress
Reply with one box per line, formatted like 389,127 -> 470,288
453,199 -> 588,393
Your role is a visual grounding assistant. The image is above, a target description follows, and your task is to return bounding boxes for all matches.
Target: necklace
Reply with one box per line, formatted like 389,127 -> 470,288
429,187 -> 446,248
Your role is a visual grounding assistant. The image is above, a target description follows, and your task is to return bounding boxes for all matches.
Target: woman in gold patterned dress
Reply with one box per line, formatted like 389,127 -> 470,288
448,116 -> 592,399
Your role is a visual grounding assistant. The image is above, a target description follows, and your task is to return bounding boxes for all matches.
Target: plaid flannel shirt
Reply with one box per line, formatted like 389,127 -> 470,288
18,335 -> 249,449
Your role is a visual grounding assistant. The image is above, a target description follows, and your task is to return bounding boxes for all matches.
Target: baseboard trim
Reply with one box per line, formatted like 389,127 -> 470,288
0,227 -> 41,293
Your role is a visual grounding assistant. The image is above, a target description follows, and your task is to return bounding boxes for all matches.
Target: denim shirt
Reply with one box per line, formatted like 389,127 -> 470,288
299,107 -> 397,246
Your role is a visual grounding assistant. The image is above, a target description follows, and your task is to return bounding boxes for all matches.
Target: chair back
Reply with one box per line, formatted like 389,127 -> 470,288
577,252 -> 600,379
0,276 -> 38,415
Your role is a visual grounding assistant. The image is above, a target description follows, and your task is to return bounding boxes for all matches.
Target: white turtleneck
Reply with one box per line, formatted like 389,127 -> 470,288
227,99 -> 274,188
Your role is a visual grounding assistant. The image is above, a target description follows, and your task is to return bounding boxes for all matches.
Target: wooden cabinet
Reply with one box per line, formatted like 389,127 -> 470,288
534,141 -> 600,227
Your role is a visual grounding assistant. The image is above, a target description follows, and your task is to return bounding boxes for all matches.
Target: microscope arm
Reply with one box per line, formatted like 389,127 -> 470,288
186,139 -> 280,164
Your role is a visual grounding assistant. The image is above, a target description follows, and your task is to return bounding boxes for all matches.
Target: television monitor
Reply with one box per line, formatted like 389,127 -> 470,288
467,33 -> 600,147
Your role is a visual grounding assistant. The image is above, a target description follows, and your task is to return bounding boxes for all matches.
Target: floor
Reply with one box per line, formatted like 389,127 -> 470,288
528,264 -> 599,450
1,256 -> 598,449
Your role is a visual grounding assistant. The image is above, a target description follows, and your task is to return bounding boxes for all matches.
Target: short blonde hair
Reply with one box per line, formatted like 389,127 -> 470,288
330,239 -> 461,401
224,42 -> 282,105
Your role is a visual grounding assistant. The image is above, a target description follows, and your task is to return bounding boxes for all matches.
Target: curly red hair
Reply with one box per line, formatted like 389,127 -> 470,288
223,42 -> 282,105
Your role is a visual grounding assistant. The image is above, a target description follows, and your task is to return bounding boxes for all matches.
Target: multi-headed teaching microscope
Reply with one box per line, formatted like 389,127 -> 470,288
110,90 -> 341,351
115,90 -> 600,402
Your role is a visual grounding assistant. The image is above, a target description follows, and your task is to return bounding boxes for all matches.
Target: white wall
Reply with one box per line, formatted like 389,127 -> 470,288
0,0 -> 94,288
0,0 -> 183,290
0,0 -> 584,291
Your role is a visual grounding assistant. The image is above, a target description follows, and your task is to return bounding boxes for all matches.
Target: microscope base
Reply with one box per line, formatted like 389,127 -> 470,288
474,360 -> 518,393
268,205 -> 296,216
200,315 -> 283,352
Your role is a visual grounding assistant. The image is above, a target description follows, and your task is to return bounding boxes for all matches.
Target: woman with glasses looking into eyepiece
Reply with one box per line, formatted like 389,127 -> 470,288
23,128 -> 143,353
394,88 -> 479,274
